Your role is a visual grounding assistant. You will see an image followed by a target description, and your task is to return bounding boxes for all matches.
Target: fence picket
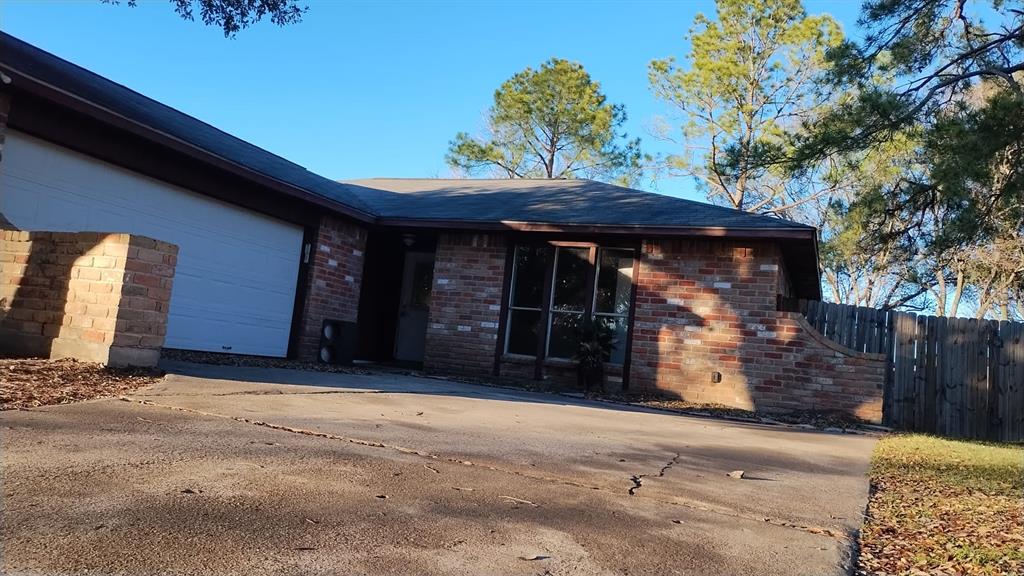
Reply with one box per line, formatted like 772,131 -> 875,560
1009,322 -> 1023,440
932,316 -> 946,434
883,310 -> 897,426
917,313 -> 933,430
866,308 -> 878,353
857,306 -> 871,353
806,300 -> 819,331
969,319 -> 985,439
897,313 -> 915,429
986,320 -> 1002,440
955,317 -> 968,438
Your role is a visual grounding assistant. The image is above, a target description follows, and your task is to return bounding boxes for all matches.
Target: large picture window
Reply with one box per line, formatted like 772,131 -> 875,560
504,244 -> 635,364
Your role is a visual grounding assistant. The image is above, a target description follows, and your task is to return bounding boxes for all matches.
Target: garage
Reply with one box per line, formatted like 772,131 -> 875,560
0,130 -> 304,357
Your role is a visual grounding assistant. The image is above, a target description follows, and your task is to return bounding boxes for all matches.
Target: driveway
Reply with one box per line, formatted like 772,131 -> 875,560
2,362 -> 877,575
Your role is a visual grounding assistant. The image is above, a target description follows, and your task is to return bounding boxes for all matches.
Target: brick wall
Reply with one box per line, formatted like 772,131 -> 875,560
295,215 -> 367,360
423,233 -> 506,377
629,238 -> 885,423
0,230 -> 177,366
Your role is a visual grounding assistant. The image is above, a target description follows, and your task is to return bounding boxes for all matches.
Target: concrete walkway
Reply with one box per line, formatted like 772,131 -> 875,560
2,361 -> 877,575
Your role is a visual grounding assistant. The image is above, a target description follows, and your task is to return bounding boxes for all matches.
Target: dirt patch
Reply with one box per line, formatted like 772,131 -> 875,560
0,357 -> 163,410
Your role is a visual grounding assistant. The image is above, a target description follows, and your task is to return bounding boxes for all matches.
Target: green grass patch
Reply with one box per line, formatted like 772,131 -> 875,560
858,434 -> 1023,575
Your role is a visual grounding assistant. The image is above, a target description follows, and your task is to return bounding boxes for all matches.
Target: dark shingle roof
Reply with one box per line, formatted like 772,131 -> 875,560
343,179 -> 813,230
0,32 -> 374,216
0,31 -> 812,235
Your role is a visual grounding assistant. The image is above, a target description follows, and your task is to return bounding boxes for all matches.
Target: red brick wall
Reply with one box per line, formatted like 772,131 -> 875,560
0,230 -> 177,366
423,233 -> 506,377
629,238 -> 885,422
295,215 -> 367,360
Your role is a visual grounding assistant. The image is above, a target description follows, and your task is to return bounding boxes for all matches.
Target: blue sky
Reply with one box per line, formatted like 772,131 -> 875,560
2,1 -> 861,201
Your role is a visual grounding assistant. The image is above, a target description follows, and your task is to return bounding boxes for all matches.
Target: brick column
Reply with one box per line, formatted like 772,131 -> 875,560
0,231 -> 178,366
423,233 -> 506,377
295,215 -> 367,360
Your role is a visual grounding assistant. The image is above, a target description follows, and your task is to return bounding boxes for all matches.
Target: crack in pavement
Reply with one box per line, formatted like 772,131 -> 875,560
119,396 -> 851,543
627,453 -> 680,496
120,397 -> 604,492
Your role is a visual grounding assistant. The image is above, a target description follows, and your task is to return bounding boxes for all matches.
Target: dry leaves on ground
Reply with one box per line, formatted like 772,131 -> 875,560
161,349 -> 371,374
857,434 -> 1024,576
621,395 -> 870,429
0,357 -> 163,410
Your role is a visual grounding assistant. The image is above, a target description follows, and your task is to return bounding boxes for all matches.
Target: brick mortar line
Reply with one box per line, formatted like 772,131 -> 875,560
119,395 -> 854,543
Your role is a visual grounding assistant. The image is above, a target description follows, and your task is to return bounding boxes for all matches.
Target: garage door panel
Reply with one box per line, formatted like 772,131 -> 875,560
163,310 -> 292,356
170,272 -> 296,323
0,131 -> 304,357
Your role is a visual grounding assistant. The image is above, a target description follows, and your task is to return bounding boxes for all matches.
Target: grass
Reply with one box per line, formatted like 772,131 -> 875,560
857,434 -> 1024,575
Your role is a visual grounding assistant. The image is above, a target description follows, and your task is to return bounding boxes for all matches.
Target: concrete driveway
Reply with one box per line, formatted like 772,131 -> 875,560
2,362 -> 877,575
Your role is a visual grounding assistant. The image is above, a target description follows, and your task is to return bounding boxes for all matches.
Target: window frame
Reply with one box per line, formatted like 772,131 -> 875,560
590,248 -> 636,364
544,245 -> 594,360
504,245 -> 549,357
502,241 -> 637,366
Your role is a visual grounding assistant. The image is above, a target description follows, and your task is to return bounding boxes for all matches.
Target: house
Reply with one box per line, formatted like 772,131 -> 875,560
0,33 -> 886,420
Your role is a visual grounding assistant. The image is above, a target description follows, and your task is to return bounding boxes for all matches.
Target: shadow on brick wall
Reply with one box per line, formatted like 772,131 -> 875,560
0,230 -> 100,359
630,239 -> 886,423
1,230 -> 176,366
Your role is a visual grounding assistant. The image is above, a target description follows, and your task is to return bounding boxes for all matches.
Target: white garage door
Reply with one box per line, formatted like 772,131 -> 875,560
0,131 -> 304,357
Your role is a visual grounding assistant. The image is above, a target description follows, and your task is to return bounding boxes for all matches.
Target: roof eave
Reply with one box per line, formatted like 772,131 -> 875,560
0,64 -> 377,224
375,217 -> 818,239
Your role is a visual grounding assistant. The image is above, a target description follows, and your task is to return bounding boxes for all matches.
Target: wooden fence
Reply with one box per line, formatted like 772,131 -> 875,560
781,298 -> 1024,442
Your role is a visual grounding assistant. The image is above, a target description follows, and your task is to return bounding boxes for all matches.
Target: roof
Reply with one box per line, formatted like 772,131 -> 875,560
344,178 -> 815,232
0,31 -> 375,219
0,31 -> 814,240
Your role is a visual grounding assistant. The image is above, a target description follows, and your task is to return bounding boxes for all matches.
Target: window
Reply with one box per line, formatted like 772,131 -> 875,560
593,248 -> 634,364
504,243 -> 635,364
506,246 -> 550,355
547,247 -> 589,359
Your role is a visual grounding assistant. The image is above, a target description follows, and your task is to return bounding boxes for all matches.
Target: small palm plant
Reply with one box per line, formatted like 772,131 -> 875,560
573,318 -> 616,394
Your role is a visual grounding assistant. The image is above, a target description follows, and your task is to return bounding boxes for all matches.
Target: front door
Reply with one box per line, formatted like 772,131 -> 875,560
394,252 -> 434,362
